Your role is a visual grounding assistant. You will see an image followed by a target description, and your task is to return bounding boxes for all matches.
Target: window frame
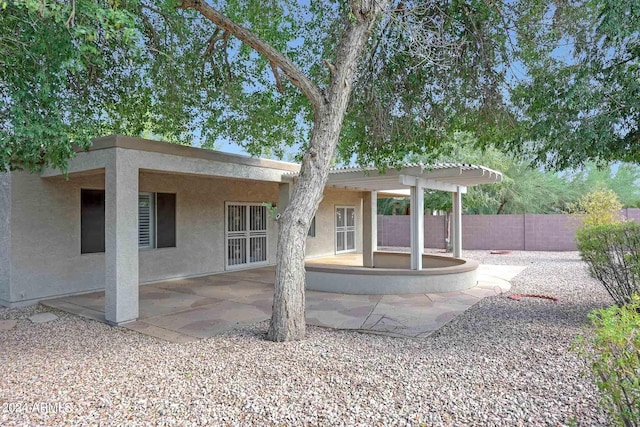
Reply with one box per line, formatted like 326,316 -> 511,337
80,189 -> 106,254
80,189 -> 176,254
335,205 -> 356,254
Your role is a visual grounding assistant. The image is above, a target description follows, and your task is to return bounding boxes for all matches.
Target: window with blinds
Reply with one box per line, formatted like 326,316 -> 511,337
139,192 -> 176,249
138,193 -> 155,249
80,189 -> 176,253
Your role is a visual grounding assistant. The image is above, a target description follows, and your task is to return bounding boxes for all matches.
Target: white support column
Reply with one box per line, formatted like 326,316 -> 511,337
410,185 -> 424,270
363,190 -> 377,267
452,188 -> 463,258
105,149 -> 139,325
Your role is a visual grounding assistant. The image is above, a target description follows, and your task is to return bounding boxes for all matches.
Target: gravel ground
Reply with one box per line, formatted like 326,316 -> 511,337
0,251 -> 612,426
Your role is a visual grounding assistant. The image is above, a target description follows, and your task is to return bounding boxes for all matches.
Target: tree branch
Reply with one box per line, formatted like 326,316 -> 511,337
178,0 -> 324,112
323,59 -> 336,80
65,0 -> 76,29
270,61 -> 284,93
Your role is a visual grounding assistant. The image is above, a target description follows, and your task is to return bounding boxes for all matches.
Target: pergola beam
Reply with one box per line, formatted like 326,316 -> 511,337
399,175 -> 467,194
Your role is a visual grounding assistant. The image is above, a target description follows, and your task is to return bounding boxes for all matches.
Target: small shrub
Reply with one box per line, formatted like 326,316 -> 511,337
576,188 -> 624,228
576,297 -> 640,427
577,222 -> 640,306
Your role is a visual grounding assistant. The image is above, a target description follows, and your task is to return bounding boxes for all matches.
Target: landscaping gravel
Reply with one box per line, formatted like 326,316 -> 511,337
0,251 -> 612,426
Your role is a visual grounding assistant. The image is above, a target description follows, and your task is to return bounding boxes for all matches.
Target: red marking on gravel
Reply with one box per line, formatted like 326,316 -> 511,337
490,250 -> 512,255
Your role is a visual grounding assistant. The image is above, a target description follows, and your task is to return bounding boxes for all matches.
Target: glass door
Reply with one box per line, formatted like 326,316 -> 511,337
226,203 -> 268,268
335,206 -> 356,253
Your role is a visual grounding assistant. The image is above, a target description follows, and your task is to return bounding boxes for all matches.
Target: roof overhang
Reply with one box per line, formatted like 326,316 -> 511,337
305,163 -> 503,194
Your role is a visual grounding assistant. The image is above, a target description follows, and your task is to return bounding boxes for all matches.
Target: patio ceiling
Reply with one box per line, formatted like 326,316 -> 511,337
305,163 -> 503,193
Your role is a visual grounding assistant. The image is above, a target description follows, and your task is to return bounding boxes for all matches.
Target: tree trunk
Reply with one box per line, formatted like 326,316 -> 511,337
497,199 -> 507,215
183,0 -> 390,341
267,110 -> 346,341
267,2 -> 390,341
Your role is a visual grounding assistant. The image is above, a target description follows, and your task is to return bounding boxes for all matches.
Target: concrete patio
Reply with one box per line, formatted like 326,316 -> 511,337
43,262 -> 525,343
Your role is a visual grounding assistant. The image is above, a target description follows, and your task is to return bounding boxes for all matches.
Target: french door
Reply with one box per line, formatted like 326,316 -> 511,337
226,202 -> 268,269
335,206 -> 356,253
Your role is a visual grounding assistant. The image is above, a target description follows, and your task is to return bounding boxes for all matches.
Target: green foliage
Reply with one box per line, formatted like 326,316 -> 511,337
0,0 -> 142,172
576,296 -> 640,426
377,197 -> 410,215
339,1 -> 522,169
414,132 -> 582,214
574,189 -> 624,228
565,164 -> 640,209
576,222 -> 640,306
4,0 -> 638,178
1,0 -> 322,172
508,0 -> 640,169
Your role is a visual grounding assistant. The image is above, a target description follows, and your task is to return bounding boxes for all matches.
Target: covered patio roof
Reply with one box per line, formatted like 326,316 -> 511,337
284,162 -> 504,271
321,163 -> 503,193
283,163 -> 502,194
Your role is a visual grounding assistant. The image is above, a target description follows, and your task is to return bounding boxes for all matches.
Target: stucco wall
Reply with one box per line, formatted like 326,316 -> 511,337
5,167 -> 365,305
137,172 -> 280,283
9,171 -> 106,303
0,172 -> 11,303
5,170 -> 283,304
306,189 -> 363,258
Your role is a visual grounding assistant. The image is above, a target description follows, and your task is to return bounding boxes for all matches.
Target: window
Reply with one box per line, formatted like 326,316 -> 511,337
139,192 -> 176,249
80,190 -> 176,253
308,216 -> 316,237
81,190 -> 105,254
156,193 -> 177,248
138,193 -> 155,249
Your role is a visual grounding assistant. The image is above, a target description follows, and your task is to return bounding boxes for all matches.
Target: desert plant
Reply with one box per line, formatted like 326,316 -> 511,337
576,222 -> 640,306
576,296 -> 640,427
576,188 -> 624,228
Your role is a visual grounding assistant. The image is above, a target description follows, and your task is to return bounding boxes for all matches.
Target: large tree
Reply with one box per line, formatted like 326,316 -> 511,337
179,0 -> 394,341
4,0 -> 621,341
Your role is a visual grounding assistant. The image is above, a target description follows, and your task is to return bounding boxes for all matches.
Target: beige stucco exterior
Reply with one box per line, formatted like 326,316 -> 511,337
0,138 -> 365,307
306,188 -> 363,259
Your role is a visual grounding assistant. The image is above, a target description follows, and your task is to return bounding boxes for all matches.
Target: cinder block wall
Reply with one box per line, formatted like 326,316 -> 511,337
377,210 -> 640,251
462,214 -> 524,250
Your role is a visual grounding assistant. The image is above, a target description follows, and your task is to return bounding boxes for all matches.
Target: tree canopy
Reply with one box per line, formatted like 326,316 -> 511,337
4,1 -> 639,173
4,0 -> 639,341
508,0 -> 640,169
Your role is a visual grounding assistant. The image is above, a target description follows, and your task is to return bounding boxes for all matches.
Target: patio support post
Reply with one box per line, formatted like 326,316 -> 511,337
105,149 -> 139,325
452,188 -> 462,258
363,190 -> 377,267
410,184 -> 424,270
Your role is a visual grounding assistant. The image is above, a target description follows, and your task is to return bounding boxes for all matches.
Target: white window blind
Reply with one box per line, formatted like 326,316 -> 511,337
138,193 -> 155,249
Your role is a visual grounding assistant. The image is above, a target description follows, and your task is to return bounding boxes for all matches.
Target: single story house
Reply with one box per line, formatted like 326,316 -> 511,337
0,135 -> 501,324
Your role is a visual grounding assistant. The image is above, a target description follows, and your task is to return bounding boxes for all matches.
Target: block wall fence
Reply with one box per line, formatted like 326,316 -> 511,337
377,208 -> 640,251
